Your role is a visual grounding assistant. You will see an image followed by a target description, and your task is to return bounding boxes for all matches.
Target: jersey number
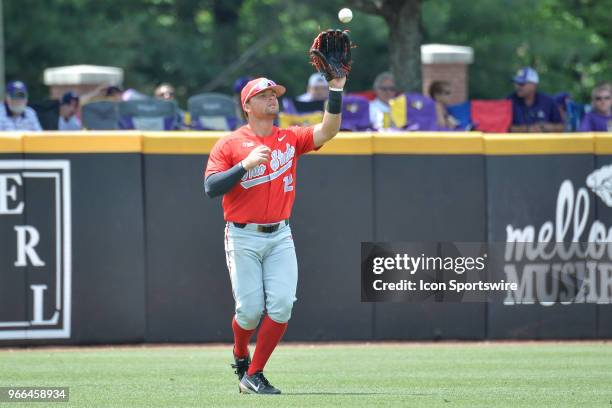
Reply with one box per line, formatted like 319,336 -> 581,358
283,175 -> 294,192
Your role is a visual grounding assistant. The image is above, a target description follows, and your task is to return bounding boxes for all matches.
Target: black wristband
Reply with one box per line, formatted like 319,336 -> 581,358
326,89 -> 343,114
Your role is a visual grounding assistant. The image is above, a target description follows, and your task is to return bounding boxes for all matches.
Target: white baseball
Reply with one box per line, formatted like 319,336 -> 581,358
338,8 -> 353,23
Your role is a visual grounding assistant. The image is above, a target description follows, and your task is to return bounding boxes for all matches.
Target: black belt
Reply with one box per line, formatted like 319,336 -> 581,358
232,220 -> 288,233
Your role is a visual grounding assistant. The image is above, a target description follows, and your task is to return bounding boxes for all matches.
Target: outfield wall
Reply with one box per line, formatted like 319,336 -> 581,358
1,131 -> 611,345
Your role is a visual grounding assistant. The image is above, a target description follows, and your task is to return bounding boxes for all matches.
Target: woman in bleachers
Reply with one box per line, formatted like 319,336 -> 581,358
369,72 -> 396,130
429,81 -> 459,130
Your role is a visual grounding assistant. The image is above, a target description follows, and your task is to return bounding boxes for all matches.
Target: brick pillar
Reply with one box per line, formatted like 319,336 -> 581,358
48,84 -> 107,100
43,65 -> 124,99
421,44 -> 473,105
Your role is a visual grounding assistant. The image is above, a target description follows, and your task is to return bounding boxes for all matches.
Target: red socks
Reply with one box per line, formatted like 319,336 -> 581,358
247,315 -> 288,375
232,317 -> 255,358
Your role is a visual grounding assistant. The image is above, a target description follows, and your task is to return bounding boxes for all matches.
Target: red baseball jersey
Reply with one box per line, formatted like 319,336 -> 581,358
205,125 -> 318,223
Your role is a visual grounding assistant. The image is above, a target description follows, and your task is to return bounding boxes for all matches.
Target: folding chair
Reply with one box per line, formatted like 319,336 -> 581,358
118,99 -> 178,130
340,95 -> 372,131
188,93 -> 239,131
389,93 -> 439,131
30,99 -> 60,130
82,101 -> 119,130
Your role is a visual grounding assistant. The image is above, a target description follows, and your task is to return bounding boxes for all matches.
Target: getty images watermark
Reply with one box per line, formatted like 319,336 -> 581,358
361,242 -> 612,304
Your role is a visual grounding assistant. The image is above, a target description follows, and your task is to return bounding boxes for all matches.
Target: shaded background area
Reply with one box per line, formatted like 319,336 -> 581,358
3,0 -> 611,102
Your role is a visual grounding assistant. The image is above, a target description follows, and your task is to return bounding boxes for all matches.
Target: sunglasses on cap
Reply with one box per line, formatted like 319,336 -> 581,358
242,78 -> 282,108
254,79 -> 278,92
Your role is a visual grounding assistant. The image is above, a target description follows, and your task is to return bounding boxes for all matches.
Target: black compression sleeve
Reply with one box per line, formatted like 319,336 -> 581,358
326,89 -> 343,114
204,162 -> 247,198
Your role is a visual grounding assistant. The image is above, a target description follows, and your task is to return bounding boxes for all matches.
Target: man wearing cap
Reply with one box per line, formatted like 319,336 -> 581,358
296,73 -> 329,102
0,81 -> 42,131
58,91 -> 82,131
203,74 -> 346,394
508,67 -> 564,133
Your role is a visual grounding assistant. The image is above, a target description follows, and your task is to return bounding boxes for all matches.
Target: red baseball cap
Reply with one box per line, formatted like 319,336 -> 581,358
240,77 -> 286,110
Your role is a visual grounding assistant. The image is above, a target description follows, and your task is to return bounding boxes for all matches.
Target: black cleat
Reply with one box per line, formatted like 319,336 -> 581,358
231,353 -> 250,381
239,371 -> 281,394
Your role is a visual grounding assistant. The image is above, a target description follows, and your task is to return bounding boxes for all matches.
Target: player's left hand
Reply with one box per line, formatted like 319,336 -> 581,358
309,29 -> 353,82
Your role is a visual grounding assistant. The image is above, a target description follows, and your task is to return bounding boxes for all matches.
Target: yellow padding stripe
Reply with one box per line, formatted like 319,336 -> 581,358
143,131 -> 226,154
484,133 -> 594,155
0,132 -> 24,153
1,131 -> 607,155
373,133 -> 484,154
23,132 -> 142,153
594,134 -> 612,155
312,133 -> 373,155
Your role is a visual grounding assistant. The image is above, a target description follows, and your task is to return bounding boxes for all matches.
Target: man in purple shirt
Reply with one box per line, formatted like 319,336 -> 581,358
508,67 -> 564,133
580,82 -> 612,132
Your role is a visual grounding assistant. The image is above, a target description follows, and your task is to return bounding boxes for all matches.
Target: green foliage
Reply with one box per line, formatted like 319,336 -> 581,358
4,0 -> 387,103
422,0 -> 611,100
3,0 -> 610,103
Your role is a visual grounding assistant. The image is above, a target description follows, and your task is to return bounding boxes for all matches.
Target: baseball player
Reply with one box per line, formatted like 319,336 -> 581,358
203,30 -> 352,395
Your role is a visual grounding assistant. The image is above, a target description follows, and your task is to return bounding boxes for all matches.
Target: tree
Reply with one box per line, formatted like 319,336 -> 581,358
350,0 -> 422,92
3,0 -> 389,101
5,0 -> 606,104
421,0 -> 609,100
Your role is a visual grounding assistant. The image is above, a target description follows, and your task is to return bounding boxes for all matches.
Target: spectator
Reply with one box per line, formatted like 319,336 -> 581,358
554,92 -> 570,128
154,83 -> 176,101
369,72 -> 396,130
67,83 -> 115,106
429,80 -> 459,130
105,85 -> 124,102
154,82 -> 185,128
0,81 -> 42,131
580,82 -> 612,132
508,67 -> 564,132
58,91 -> 82,131
123,88 -> 149,101
296,73 -> 329,102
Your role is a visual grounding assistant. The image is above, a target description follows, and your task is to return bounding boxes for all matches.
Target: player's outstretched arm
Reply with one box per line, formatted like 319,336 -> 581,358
309,29 -> 352,148
313,77 -> 346,148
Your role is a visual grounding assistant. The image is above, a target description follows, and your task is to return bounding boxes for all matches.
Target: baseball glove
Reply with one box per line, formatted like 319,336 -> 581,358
309,29 -> 353,81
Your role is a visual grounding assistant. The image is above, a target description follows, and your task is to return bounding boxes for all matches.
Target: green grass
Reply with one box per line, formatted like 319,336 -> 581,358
1,342 -> 611,407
